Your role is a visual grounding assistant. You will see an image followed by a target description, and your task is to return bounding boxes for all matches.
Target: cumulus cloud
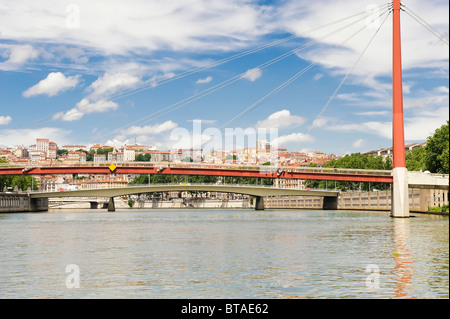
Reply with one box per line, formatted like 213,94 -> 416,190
119,121 -> 178,137
311,117 -> 329,128
355,111 -> 389,116
87,72 -> 141,99
0,127 -> 72,148
23,72 -> 81,97
0,1 -> 276,56
352,138 -> 365,148
256,110 -> 306,129
196,76 -> 213,84
53,99 -> 119,121
242,68 -> 263,82
51,71 -> 141,122
0,44 -> 39,71
0,116 -> 12,125
272,132 -> 314,146
109,121 -> 179,150
325,107 -> 449,142
327,121 -> 392,139
313,73 -> 324,81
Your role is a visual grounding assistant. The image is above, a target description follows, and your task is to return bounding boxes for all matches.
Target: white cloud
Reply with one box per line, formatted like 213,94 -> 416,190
108,121 -> 179,150
404,113 -> 449,141
326,107 -> 449,142
311,117 -> 328,128
87,72 -> 141,99
0,1 -> 276,56
0,127 -> 72,148
327,121 -> 392,139
313,73 -> 323,81
272,132 -> 314,146
51,71 -> 141,122
352,138 -> 365,148
196,76 -> 213,84
435,86 -> 449,94
355,111 -> 389,116
53,99 -> 119,121
287,0 -> 449,77
120,121 -> 178,137
0,44 -> 39,71
242,68 -> 263,82
187,119 -> 217,125
23,72 -> 81,97
256,110 -> 306,129
337,93 -> 360,102
0,116 -> 12,125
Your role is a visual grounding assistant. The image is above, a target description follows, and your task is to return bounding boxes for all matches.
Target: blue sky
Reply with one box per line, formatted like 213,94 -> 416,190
0,0 -> 448,155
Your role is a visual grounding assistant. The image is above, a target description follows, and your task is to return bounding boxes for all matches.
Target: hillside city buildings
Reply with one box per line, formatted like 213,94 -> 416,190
0,138 -> 341,167
0,137 -> 427,193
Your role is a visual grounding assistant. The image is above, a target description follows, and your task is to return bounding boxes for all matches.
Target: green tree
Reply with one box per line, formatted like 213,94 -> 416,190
425,121 -> 449,174
406,146 -> 427,171
135,153 -> 151,162
0,175 -> 38,191
306,153 -> 392,191
97,148 -> 114,156
57,149 -> 68,156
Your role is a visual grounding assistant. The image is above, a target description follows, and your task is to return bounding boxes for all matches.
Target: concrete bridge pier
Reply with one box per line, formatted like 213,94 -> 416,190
107,197 -> 116,212
391,167 -> 410,218
255,196 -> 265,211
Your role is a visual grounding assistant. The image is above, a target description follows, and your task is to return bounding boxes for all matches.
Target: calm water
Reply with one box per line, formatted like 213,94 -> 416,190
0,209 -> 448,299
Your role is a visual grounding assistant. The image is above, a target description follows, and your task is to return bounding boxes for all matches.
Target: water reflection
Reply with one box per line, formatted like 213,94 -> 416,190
391,218 -> 415,299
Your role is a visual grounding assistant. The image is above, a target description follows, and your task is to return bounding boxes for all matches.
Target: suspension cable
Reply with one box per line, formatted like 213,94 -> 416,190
294,9 -> 392,151
402,5 -> 449,46
95,8 -> 384,141
6,3 -> 391,135
218,9 -> 391,133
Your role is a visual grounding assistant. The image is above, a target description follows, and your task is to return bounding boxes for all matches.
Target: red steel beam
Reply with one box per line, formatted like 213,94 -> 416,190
0,166 -> 393,183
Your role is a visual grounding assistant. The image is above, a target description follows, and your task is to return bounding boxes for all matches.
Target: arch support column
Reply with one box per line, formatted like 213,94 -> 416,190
108,197 -> 116,212
255,196 -> 265,211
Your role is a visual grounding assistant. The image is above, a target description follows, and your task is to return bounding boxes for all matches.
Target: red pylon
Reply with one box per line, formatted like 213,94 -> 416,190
392,0 -> 406,169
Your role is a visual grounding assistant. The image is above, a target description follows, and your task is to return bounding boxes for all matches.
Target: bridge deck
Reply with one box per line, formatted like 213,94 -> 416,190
29,184 -> 339,199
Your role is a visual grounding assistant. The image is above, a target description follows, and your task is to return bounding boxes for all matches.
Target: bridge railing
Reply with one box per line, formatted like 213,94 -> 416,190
26,183 -> 338,194
0,161 -> 393,175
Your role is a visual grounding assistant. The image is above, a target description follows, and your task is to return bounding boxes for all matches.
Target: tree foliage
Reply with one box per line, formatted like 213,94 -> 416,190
0,175 -> 38,191
405,121 -> 449,174
135,153 -> 151,162
306,153 -> 392,191
405,146 -> 426,172
425,121 -> 449,174
129,174 -> 273,186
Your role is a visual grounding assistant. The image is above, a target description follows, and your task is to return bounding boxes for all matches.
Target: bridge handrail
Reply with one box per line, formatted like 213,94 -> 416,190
27,183 -> 338,194
0,162 -> 393,175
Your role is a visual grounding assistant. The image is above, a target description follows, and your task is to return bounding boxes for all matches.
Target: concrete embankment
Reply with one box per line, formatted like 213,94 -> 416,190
0,193 -> 48,213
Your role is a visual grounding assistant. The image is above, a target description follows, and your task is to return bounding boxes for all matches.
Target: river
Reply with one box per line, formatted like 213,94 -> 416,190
0,209 -> 448,299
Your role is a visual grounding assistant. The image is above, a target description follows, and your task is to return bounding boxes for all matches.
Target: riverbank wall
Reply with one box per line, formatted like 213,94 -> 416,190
0,193 -> 48,213
264,188 -> 448,214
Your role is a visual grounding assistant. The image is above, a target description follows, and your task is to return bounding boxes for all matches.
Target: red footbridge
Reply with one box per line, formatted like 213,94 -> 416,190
0,163 -> 393,183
